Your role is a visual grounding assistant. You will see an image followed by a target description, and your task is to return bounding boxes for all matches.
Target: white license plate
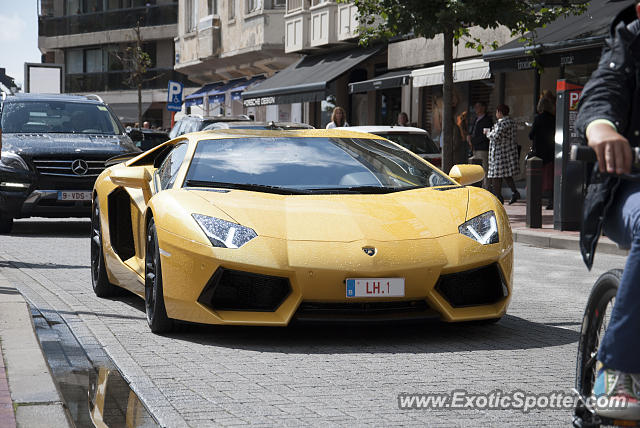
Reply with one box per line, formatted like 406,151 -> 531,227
57,191 -> 91,201
346,278 -> 405,298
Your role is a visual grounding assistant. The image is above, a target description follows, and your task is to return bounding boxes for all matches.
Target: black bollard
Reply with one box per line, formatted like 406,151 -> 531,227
526,156 -> 543,228
469,157 -> 484,188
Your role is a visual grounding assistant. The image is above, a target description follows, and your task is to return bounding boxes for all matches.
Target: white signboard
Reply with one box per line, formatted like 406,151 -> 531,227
25,64 -> 63,94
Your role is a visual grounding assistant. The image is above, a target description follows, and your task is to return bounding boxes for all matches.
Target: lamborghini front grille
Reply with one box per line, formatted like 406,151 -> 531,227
198,268 -> 291,311
435,263 -> 508,307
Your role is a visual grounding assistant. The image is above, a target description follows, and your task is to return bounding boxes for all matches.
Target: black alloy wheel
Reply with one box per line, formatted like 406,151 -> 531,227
144,218 -> 173,334
90,198 -> 119,297
0,215 -> 13,234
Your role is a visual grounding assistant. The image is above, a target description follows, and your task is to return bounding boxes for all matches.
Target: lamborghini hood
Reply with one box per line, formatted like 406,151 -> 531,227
190,187 -> 469,242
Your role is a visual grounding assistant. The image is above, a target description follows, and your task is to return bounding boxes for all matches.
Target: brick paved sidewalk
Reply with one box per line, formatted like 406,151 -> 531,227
503,201 -> 627,256
0,341 -> 16,428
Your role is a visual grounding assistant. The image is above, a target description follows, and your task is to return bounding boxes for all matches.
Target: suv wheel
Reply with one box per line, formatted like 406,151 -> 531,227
0,216 -> 13,234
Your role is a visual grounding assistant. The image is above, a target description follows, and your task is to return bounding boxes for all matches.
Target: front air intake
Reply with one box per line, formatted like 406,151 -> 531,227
198,268 -> 291,311
435,264 -> 508,307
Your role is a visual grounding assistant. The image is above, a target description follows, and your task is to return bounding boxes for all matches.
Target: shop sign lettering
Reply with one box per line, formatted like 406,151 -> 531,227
243,96 -> 276,107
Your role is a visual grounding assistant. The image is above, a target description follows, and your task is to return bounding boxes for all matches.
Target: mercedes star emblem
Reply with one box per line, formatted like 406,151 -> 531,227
71,159 -> 89,176
362,247 -> 376,257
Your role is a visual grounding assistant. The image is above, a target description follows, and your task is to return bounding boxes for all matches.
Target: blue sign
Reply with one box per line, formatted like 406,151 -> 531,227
167,80 -> 183,111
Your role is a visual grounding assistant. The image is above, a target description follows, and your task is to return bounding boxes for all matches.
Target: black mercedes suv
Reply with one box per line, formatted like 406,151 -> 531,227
0,93 -> 140,233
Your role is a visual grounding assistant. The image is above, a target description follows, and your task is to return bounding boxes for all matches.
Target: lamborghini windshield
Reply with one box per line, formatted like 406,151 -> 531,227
184,137 -> 454,194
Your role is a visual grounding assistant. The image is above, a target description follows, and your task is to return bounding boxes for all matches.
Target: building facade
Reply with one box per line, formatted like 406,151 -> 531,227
241,0 -> 389,128
174,0 -> 297,119
38,0 -> 188,127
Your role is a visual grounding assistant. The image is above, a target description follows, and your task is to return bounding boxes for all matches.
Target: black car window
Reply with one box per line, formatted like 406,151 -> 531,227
376,133 -> 440,154
186,137 -> 453,194
1,101 -> 123,134
157,143 -> 188,190
138,133 -> 169,151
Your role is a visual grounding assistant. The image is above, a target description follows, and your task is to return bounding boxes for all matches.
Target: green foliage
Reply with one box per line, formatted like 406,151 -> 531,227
342,0 -> 587,51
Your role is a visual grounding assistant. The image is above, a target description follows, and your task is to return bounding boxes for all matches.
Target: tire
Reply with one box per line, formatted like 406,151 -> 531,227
145,219 -> 173,334
90,198 -> 119,297
576,269 -> 621,397
0,215 -> 13,234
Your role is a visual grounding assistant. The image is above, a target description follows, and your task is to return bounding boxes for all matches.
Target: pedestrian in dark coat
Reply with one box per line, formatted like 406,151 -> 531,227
468,101 -> 493,188
529,95 -> 556,209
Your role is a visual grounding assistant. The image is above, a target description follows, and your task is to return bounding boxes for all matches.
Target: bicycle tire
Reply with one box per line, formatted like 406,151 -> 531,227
575,269 -> 622,396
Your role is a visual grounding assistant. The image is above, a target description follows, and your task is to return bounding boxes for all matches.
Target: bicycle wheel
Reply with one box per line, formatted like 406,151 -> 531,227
576,269 -> 621,397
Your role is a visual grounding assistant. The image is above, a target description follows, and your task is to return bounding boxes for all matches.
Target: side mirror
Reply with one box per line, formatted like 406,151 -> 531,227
128,129 -> 143,142
110,166 -> 153,203
449,164 -> 485,186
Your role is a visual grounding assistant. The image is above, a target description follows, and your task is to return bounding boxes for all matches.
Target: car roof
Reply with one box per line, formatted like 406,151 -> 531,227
187,128 -> 386,141
180,114 -> 251,122
3,93 -> 103,104
337,125 -> 428,134
206,121 -> 313,129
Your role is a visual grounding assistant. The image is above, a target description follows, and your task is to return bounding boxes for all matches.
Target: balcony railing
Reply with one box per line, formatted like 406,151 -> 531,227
39,4 -> 177,37
65,69 -> 193,93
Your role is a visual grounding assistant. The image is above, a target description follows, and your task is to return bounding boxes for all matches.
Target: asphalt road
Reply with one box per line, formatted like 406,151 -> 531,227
0,218 -> 629,427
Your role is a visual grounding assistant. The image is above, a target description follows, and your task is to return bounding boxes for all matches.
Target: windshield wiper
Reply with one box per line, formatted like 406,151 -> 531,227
184,180 -> 311,195
307,185 -> 423,194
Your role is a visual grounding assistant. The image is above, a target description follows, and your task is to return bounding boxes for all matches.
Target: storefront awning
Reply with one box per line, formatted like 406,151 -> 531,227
184,82 -> 223,107
242,47 -> 380,106
207,78 -> 249,105
411,59 -> 491,88
231,75 -> 265,101
483,0 -> 630,72
348,69 -> 411,94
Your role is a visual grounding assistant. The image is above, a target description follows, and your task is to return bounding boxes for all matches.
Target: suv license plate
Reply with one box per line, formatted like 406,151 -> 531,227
58,191 -> 91,201
346,278 -> 405,298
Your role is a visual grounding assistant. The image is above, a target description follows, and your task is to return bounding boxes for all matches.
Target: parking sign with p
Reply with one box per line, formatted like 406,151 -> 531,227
167,80 -> 183,112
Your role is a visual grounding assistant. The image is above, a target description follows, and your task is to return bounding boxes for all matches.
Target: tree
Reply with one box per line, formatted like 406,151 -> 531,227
112,21 -> 155,128
347,0 -> 587,172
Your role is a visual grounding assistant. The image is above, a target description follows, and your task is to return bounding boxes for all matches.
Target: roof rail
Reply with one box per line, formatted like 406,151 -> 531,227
83,94 -> 104,103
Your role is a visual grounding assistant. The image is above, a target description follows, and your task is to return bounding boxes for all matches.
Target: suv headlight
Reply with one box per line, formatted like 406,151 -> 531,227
459,211 -> 499,245
0,152 -> 29,171
192,214 -> 257,249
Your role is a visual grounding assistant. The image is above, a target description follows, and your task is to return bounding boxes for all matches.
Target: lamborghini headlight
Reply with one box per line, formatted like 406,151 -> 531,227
192,214 -> 257,249
0,152 -> 29,171
459,211 -> 499,245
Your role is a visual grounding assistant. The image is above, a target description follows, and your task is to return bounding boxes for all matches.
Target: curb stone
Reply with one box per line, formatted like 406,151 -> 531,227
512,229 -> 629,257
0,272 -> 72,428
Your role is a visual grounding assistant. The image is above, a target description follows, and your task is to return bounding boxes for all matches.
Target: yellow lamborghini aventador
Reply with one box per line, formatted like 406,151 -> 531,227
91,129 -> 513,333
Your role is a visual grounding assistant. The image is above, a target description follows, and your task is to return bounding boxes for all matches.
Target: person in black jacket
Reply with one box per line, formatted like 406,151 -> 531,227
575,1 -> 640,419
529,94 -> 556,209
468,101 -> 493,189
